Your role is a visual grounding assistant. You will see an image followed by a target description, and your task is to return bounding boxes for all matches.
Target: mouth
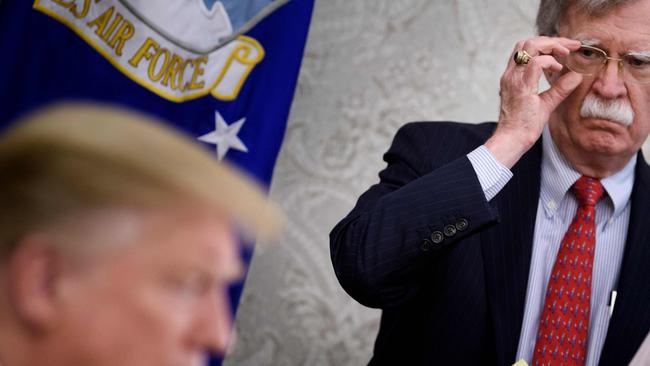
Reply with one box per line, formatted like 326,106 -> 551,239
580,112 -> 633,127
582,115 -> 631,127
578,117 -> 631,139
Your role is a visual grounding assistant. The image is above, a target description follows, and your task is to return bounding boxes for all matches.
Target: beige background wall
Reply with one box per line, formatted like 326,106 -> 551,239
225,1 -> 649,365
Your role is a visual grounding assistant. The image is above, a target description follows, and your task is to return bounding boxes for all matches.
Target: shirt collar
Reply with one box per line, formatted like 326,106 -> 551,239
540,126 -> 636,219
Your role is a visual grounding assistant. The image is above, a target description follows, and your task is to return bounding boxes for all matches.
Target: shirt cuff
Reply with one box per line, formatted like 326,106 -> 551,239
467,145 -> 513,201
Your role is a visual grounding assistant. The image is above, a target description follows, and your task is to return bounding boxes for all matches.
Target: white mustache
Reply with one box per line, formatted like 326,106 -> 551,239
579,93 -> 634,126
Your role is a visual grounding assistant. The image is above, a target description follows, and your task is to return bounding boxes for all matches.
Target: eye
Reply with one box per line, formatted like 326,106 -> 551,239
166,273 -> 211,298
626,55 -> 650,69
183,276 -> 211,296
577,47 -> 600,59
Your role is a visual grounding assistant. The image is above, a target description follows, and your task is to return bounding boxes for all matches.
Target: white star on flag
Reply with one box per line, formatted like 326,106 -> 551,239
198,111 -> 249,160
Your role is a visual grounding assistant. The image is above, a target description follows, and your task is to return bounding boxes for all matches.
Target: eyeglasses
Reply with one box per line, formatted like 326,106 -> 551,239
563,44 -> 650,84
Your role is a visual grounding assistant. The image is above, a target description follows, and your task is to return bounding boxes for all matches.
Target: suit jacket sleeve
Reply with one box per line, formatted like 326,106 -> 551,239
330,121 -> 502,309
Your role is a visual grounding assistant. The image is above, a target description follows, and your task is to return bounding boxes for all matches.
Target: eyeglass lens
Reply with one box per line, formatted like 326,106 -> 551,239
564,45 -> 650,84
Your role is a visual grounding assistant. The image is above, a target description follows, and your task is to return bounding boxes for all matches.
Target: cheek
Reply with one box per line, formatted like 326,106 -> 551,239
631,119 -> 650,148
570,82 -> 593,113
63,274 -> 192,365
114,280 -> 194,344
103,290 -> 192,365
626,90 -> 650,142
556,83 -> 589,124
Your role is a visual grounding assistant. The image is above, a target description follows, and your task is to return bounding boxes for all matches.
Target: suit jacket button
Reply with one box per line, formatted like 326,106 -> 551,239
443,224 -> 457,237
420,239 -> 433,252
430,231 -> 444,244
455,218 -> 469,231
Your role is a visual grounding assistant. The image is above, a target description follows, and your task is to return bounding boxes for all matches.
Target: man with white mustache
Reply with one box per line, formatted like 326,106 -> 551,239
331,0 -> 650,365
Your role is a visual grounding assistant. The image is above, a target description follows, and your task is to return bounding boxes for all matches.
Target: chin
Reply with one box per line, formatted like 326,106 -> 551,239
575,117 -> 627,148
578,132 -> 628,156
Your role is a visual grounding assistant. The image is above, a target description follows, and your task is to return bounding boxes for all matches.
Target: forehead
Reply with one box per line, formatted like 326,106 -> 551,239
70,206 -> 242,281
559,0 -> 650,49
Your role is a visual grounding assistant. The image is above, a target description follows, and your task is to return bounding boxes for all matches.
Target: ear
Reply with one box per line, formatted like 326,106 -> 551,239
6,235 -> 66,332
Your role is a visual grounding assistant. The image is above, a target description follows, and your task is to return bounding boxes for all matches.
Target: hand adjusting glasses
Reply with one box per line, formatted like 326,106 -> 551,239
564,44 -> 650,84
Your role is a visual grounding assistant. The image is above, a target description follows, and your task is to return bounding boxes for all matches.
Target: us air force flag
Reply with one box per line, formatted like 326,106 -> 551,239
0,0 -> 314,363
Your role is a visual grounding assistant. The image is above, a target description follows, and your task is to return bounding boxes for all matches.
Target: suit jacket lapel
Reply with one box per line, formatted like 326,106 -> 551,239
599,152 -> 650,366
481,139 -> 543,365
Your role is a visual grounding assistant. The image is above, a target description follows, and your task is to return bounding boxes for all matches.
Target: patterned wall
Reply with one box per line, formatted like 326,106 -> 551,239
225,1 -> 650,365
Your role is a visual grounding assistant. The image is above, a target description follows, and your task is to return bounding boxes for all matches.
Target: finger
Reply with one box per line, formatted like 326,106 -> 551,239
511,36 -> 580,51
523,55 -> 564,88
509,38 -> 579,71
520,37 -> 581,56
544,44 -> 573,58
540,71 -> 583,111
509,50 -> 568,71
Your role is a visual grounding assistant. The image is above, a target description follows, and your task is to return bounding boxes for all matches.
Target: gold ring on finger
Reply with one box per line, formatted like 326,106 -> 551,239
513,50 -> 532,65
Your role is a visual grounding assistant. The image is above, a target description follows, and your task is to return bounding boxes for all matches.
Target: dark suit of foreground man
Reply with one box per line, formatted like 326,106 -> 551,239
0,104 -> 281,366
331,1 -> 650,365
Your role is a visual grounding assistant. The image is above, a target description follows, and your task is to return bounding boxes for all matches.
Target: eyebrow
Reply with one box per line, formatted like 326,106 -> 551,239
573,36 -> 602,47
627,50 -> 650,59
569,33 -> 603,47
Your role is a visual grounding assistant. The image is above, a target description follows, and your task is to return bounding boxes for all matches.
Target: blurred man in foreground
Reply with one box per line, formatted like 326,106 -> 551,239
0,104 -> 281,366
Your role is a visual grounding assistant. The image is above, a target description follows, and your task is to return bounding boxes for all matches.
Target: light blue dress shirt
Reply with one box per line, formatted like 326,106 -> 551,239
467,126 -> 636,366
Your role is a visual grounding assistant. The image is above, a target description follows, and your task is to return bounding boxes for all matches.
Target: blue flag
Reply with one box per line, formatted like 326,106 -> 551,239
0,0 -> 314,363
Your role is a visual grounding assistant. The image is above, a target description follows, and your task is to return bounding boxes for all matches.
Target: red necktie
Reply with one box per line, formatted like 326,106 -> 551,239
532,176 -> 604,366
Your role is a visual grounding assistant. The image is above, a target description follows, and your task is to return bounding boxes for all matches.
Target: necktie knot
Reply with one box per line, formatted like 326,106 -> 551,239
572,175 -> 604,207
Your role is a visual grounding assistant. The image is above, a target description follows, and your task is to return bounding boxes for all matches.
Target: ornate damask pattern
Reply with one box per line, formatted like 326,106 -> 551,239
225,1 -> 650,365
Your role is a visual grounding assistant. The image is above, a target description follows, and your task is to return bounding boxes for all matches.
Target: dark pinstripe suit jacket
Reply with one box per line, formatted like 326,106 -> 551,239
330,122 -> 650,365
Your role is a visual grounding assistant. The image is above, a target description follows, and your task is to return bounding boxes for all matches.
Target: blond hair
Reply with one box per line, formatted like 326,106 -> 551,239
0,103 -> 282,255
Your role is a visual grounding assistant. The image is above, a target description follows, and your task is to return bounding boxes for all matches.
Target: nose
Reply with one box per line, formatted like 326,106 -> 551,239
591,59 -> 628,99
194,288 -> 233,356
